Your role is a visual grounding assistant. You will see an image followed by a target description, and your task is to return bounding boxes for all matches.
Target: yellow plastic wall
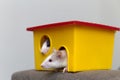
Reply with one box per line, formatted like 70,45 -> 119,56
73,26 -> 115,72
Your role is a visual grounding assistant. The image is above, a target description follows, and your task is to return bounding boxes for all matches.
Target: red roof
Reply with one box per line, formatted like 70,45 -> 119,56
27,21 -> 120,31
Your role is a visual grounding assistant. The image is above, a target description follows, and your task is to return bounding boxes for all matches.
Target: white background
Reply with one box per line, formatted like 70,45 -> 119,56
0,0 -> 120,80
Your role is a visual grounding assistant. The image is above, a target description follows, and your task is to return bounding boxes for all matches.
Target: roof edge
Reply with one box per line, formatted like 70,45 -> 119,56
27,20 -> 120,31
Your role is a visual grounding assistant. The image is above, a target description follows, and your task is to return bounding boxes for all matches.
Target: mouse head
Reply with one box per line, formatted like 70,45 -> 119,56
40,40 -> 50,54
41,48 -> 67,69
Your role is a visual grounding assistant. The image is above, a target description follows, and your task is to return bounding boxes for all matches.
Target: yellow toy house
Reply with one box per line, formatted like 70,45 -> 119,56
27,21 -> 120,72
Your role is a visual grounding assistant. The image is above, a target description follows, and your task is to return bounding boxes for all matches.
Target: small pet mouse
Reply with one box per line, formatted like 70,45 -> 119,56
40,39 -> 50,54
41,48 -> 67,73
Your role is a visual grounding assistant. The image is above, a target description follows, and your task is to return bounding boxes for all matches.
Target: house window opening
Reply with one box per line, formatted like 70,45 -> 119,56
40,35 -> 50,54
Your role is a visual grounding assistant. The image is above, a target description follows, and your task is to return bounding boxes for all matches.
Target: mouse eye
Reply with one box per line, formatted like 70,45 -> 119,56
49,59 -> 52,62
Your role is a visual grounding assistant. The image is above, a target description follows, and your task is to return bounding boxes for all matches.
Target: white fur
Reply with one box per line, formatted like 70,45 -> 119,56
40,40 -> 50,54
41,49 -> 67,69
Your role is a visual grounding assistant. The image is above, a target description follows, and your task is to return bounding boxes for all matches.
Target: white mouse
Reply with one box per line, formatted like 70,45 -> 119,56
40,39 -> 50,54
41,49 -> 67,73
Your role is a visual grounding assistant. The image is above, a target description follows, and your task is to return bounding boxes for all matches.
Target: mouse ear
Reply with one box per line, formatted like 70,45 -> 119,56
57,50 -> 67,58
57,51 -> 62,58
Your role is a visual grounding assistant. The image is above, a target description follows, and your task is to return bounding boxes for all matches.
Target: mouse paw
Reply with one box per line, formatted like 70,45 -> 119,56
63,67 -> 67,73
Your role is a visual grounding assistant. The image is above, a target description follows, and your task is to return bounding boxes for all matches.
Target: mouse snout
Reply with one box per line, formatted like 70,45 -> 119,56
40,49 -> 48,54
41,63 -> 47,68
41,64 -> 44,68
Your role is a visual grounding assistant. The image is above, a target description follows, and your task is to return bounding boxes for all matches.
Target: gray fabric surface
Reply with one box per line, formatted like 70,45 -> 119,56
12,69 -> 120,80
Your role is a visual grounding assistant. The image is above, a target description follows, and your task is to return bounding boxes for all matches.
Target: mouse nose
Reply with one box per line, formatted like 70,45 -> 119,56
41,64 -> 44,68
